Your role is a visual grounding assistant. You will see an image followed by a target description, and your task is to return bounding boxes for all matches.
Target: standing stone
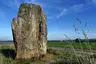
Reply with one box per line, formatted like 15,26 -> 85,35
11,4 -> 47,59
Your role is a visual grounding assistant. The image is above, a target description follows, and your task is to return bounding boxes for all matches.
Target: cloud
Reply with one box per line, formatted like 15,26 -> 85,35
24,0 -> 37,3
72,4 -> 83,12
14,0 -> 21,8
92,0 -> 96,4
2,0 -> 60,20
56,4 -> 84,18
2,0 -> 44,9
56,8 -> 67,18
2,0 -> 21,8
90,0 -> 96,4
13,0 -> 39,8
86,0 -> 96,4
24,0 -> 45,8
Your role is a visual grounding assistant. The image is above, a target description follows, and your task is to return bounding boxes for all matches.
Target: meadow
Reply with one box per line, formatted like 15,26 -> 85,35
1,41 -> 96,49
48,41 -> 96,49
0,41 -> 96,64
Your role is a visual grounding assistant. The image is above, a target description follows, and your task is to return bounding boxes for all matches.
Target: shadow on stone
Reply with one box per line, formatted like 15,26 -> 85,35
0,49 -> 16,59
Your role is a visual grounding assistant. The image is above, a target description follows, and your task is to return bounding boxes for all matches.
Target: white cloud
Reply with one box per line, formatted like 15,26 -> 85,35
24,0 -> 45,8
24,0 -> 37,3
56,8 -> 67,18
92,0 -> 96,4
86,0 -> 96,4
2,0 -> 21,8
72,4 -> 83,12
13,0 -> 40,8
14,0 -> 21,8
2,0 -> 44,9
56,4 -> 84,19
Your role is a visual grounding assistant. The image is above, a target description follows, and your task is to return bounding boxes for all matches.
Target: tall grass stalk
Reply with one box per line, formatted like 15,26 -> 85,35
62,18 -> 96,64
73,18 -> 96,64
64,34 -> 81,63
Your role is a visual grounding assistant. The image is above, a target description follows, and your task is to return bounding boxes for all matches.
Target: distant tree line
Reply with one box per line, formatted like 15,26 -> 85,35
75,38 -> 96,43
48,38 -> 96,43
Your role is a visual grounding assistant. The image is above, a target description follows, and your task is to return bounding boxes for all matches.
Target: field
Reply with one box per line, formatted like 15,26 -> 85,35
0,42 -> 96,64
1,41 -> 96,49
48,42 -> 96,49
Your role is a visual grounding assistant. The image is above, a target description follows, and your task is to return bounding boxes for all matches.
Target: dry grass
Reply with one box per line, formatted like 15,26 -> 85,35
40,54 -> 54,61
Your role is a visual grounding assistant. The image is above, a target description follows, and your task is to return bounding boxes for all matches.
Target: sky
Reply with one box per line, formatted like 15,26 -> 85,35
0,0 -> 96,40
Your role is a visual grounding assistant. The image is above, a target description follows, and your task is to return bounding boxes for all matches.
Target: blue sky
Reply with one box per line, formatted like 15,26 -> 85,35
0,0 -> 96,40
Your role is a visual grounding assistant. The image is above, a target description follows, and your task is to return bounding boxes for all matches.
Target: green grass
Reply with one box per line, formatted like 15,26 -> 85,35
0,42 -> 96,64
1,41 -> 96,49
0,45 -> 48,64
48,42 -> 96,49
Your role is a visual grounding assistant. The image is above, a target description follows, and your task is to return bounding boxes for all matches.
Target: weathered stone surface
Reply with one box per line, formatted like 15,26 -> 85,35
11,4 -> 47,59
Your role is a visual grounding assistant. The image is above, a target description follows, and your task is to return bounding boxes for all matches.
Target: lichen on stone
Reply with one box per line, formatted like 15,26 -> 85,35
12,4 -> 47,59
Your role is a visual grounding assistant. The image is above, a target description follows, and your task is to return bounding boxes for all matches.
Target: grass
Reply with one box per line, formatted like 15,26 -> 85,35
0,43 -> 78,64
0,41 -> 96,64
1,41 -> 96,49
48,42 -> 96,49
1,44 -> 96,64
0,44 -> 51,64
